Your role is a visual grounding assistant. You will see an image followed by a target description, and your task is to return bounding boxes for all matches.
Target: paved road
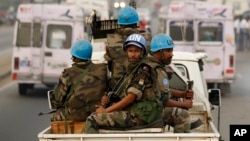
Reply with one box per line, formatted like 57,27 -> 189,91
0,25 -> 13,80
219,51 -> 250,141
0,82 -> 50,141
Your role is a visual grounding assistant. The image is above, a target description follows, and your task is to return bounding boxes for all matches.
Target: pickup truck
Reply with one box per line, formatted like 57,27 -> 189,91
38,51 -> 223,141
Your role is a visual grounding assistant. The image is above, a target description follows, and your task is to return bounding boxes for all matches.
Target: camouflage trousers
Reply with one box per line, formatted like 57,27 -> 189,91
161,107 -> 191,133
84,111 -> 145,133
51,108 -> 90,122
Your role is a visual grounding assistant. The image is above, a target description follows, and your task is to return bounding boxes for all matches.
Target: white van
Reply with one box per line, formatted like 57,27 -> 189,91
158,0 -> 236,93
11,3 -> 88,95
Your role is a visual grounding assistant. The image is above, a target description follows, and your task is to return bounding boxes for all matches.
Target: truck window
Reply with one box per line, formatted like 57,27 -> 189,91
169,64 -> 189,91
198,22 -> 223,46
46,24 -> 72,49
169,20 -> 194,42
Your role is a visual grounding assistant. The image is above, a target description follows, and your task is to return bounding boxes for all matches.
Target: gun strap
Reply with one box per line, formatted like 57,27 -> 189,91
114,63 -> 142,95
112,72 -> 127,92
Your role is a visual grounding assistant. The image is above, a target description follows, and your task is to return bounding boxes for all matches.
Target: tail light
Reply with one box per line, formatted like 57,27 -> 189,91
226,68 -> 234,74
226,55 -> 234,74
229,55 -> 234,67
12,73 -> 18,80
14,57 -> 19,70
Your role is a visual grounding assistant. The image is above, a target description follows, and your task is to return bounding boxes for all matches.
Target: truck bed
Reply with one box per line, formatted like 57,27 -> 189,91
38,122 -> 220,141
38,106 -> 220,141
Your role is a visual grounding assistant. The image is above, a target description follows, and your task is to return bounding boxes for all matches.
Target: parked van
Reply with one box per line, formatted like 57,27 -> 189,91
158,0 -> 236,93
11,3 -> 87,95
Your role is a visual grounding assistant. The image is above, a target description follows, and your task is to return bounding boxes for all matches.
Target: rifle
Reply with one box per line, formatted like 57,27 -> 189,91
104,73 -> 127,108
187,80 -> 194,89
186,80 -> 194,100
186,80 -> 203,129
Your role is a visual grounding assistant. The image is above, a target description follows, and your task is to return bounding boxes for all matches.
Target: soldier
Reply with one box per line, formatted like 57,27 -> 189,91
84,34 -> 163,133
146,34 -> 193,133
51,39 -> 107,122
104,6 -> 151,91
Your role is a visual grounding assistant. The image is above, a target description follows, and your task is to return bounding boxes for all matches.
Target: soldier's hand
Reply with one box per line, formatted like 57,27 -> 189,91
185,89 -> 194,100
101,92 -> 109,106
182,99 -> 193,109
95,105 -> 107,114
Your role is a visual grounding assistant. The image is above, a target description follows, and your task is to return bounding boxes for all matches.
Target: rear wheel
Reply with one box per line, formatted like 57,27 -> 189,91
18,83 -> 34,95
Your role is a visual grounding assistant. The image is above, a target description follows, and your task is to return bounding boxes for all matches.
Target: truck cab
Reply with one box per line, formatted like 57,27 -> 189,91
11,3 -> 87,95
158,0 -> 236,94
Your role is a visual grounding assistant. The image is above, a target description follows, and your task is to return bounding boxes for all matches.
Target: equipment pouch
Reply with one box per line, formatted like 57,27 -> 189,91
129,100 -> 163,124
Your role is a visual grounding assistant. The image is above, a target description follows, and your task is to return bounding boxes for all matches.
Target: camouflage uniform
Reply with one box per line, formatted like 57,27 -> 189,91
104,28 -> 151,90
144,56 -> 191,133
51,61 -> 107,122
84,60 -> 163,133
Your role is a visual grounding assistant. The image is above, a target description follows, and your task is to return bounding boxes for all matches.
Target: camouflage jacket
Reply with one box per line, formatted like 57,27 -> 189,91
105,27 -> 151,90
141,56 -> 172,103
117,59 -> 164,124
52,62 -> 107,121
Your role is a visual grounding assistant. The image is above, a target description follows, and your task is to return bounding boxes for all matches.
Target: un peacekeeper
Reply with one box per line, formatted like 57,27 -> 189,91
84,34 -> 163,133
51,39 -> 107,122
104,6 -> 151,91
145,34 -> 193,133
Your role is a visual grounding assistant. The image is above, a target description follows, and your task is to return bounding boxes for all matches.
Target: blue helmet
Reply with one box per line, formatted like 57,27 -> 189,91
123,34 -> 146,55
70,40 -> 92,60
150,34 -> 174,52
118,6 -> 139,25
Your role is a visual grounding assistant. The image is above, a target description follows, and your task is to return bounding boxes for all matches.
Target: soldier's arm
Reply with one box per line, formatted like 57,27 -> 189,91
156,68 -> 171,103
53,69 -> 71,108
164,98 -> 193,109
96,93 -> 137,113
170,89 -> 186,98
170,89 -> 194,99
127,64 -> 152,100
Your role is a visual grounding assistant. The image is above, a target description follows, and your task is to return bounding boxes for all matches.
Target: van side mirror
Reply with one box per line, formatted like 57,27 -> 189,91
208,89 -> 221,107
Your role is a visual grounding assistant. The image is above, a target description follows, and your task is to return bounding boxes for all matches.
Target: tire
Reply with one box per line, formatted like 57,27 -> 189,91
18,83 -> 34,95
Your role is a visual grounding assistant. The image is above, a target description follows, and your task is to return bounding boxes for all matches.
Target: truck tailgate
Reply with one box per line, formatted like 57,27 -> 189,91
38,126 -> 220,141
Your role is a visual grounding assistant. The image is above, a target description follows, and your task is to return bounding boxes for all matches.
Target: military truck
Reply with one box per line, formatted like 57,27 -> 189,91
38,51 -> 223,141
